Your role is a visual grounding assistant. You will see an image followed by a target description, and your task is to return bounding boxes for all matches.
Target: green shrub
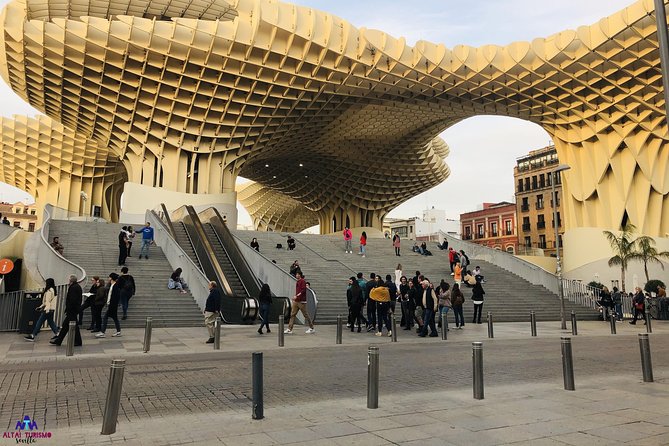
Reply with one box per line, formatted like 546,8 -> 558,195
644,279 -> 666,294
587,281 -> 604,290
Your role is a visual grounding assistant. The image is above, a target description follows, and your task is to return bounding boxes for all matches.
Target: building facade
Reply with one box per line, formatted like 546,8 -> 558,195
514,146 -> 564,257
386,208 -> 460,241
460,203 -> 518,253
0,201 -> 38,232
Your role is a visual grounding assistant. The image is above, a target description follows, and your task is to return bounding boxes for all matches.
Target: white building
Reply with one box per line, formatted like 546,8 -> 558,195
385,208 -> 459,241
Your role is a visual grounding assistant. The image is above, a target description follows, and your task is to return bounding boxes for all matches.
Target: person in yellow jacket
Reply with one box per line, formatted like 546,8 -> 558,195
370,277 -> 392,337
453,262 -> 463,283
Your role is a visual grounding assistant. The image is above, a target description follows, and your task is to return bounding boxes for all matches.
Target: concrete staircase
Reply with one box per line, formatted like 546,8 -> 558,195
49,220 -> 204,328
233,230 -> 601,324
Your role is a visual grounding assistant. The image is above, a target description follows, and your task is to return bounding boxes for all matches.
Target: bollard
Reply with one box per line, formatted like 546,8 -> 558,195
472,342 -> 484,400
143,317 -> 152,353
638,333 -> 654,382
487,312 -> 494,339
646,312 -> 652,333
214,317 -> 221,350
530,311 -> 537,337
391,315 -> 397,342
101,359 -> 126,435
336,315 -> 343,344
367,346 -> 380,409
571,311 -> 578,336
609,313 -> 617,334
252,352 -> 264,419
278,315 -> 285,347
66,321 -> 76,357
561,337 -> 575,391
441,312 -> 447,341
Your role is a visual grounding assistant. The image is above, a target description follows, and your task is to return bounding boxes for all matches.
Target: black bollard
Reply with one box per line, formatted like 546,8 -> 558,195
278,315 -> 284,347
66,321 -> 76,357
143,317 -> 152,353
101,359 -> 126,435
487,312 -> 494,339
638,333 -> 654,383
214,317 -> 221,350
391,315 -> 397,342
473,342 -> 484,400
609,313 -> 616,334
646,312 -> 652,333
252,352 -> 264,419
571,311 -> 578,336
561,337 -> 575,391
530,311 -> 537,337
336,315 -> 343,345
367,346 -> 379,409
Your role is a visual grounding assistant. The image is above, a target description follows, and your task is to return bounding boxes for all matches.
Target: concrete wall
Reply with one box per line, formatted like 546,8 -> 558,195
119,182 -> 238,227
517,255 -> 557,274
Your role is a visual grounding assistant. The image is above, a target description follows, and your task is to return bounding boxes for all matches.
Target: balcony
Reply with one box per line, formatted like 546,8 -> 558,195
490,231 -> 498,237
552,220 -> 562,228
537,221 -> 546,229
536,203 -> 544,210
522,223 -> 531,232
521,204 -> 530,212
505,230 -> 513,236
538,242 -> 547,249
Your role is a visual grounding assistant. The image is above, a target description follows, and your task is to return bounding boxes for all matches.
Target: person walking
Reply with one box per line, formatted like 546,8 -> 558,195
365,273 -> 377,332
392,232 -> 401,256
419,280 -> 438,337
96,273 -> 122,338
25,278 -> 59,341
612,286 -> 623,321
411,278 -> 423,333
459,250 -> 470,278
359,231 -> 367,257
343,227 -> 353,253
347,277 -> 364,332
398,276 -> 410,329
257,283 -> 272,334
471,280 -> 485,324
91,277 -> 107,333
371,277 -> 392,337
204,281 -> 222,343
450,283 -> 465,329
136,222 -> 155,259
118,266 -> 136,320
629,287 -> 647,325
598,286 -> 614,321
78,276 -> 99,329
285,272 -> 315,334
118,226 -> 128,266
50,275 -> 83,346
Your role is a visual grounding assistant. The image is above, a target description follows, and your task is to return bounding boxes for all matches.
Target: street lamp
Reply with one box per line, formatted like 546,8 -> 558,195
551,164 -> 570,330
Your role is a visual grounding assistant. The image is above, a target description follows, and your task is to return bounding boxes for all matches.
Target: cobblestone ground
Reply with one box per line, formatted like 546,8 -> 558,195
1,333 -> 668,433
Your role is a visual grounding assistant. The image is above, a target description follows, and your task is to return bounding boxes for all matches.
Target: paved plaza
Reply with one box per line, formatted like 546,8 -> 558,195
0,320 -> 668,445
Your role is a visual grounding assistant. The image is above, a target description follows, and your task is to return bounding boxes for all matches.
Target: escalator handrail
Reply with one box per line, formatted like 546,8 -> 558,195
151,209 -> 203,271
159,203 -> 177,239
199,207 -> 261,299
178,221 -> 203,270
183,206 -> 235,297
205,222 -> 251,298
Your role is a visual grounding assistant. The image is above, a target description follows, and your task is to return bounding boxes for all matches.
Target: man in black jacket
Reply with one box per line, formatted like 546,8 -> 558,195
96,273 -> 122,338
50,275 -> 83,346
118,227 -> 128,266
365,273 -> 377,332
118,267 -> 136,320
204,281 -> 222,343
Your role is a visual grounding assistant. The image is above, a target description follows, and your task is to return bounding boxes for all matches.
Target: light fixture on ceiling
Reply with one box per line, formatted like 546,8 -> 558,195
299,163 -> 304,167
265,164 -> 269,167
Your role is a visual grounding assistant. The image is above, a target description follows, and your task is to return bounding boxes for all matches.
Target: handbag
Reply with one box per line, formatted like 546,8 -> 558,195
634,302 -> 644,310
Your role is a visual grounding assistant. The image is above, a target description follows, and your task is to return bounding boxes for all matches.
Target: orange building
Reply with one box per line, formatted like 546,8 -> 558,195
460,202 -> 518,253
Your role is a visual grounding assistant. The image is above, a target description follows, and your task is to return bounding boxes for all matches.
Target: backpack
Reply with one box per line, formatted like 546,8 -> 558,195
452,291 -> 464,306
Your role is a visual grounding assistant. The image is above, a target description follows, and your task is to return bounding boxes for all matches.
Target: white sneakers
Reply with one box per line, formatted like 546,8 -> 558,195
375,332 -> 382,336
95,333 -> 105,338
387,331 -> 392,337
284,329 -> 293,334
95,332 -> 121,338
112,332 -> 122,337
305,328 -> 316,334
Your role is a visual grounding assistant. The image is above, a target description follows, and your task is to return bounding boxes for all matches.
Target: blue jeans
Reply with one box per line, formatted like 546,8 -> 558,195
615,303 -> 623,320
121,291 -> 131,317
139,239 -> 151,257
259,303 -> 270,330
453,306 -> 464,327
32,311 -> 59,336
440,306 -> 450,330
421,308 -> 437,336
360,245 -> 366,255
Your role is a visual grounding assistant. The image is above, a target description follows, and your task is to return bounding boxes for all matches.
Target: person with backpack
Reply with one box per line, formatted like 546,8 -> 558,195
347,277 -> 364,332
25,278 -> 59,342
450,283 -> 465,328
343,227 -> 353,253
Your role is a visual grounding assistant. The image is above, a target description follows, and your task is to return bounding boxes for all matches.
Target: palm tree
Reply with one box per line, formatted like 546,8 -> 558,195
603,223 -> 637,293
630,236 -> 669,283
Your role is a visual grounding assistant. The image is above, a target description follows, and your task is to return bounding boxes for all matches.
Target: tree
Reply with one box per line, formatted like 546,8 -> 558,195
603,223 -> 637,293
631,236 -> 669,283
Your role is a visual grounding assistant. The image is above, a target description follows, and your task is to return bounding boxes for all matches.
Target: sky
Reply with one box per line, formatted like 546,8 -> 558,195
0,0 -> 636,224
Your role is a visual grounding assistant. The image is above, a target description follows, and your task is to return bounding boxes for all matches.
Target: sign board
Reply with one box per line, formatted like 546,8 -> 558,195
0,258 -> 14,275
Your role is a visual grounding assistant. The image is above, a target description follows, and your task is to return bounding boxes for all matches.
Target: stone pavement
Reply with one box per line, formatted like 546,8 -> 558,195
0,320 -> 668,445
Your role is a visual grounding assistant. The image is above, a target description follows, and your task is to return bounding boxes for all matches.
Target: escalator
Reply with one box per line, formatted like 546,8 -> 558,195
173,221 -> 202,271
202,223 -> 246,297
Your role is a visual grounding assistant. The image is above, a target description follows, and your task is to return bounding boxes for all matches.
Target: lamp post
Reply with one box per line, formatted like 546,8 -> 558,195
552,164 -> 570,330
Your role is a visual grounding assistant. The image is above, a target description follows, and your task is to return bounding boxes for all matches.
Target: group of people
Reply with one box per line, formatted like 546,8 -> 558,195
118,222 -> 155,266
25,268 -> 137,345
343,227 -> 367,257
597,284 -> 667,324
346,266 -> 487,338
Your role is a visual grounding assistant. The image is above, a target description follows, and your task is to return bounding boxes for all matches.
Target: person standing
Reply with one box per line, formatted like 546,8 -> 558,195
126,226 -> 135,257
448,248 -> 456,274
365,273 -> 377,332
629,287 -> 647,325
204,281 -> 222,343
398,276 -> 410,328
612,286 -> 623,321
24,278 -> 59,341
450,283 -> 465,329
91,278 -> 107,333
78,276 -> 99,329
411,279 -> 423,333
96,273 -> 122,338
419,280 -> 438,337
437,280 -> 450,329
118,226 -> 128,266
136,222 -> 155,259
347,277 -> 364,332
471,280 -> 485,324
50,275 -> 83,346
359,231 -> 367,257
394,264 -> 403,287
118,267 -> 136,320
454,262 -> 463,284
285,272 -> 315,334
459,250 -> 470,278
371,278 -> 392,337
343,227 -> 353,253
392,232 -> 401,256
257,283 -> 272,334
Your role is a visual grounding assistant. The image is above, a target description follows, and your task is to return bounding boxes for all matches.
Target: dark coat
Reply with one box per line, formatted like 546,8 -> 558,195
205,288 -> 222,313
94,285 -> 108,307
65,282 -> 83,317
107,283 -> 122,316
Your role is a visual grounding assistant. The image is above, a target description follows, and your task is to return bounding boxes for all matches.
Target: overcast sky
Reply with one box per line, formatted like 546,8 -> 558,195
0,0 -> 636,224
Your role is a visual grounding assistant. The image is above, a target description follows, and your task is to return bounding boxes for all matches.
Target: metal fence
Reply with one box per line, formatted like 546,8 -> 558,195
0,291 -> 22,331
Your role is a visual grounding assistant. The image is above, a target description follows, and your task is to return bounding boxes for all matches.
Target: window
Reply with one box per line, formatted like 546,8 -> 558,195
539,235 -> 547,249
517,179 -> 523,193
490,222 -> 498,237
477,224 -> 484,238
30,209 -> 36,215
547,172 -> 552,186
536,194 -> 544,210
28,222 -> 35,232
464,226 -> 472,240
524,178 -> 530,190
521,197 -> 529,212
13,221 -> 20,228
552,212 -> 562,228
539,174 -> 545,188
505,220 -> 513,235
537,214 -> 546,229
522,217 -> 531,231
531,175 -> 538,189
506,246 -> 515,254
15,208 -> 20,213
524,236 -> 531,247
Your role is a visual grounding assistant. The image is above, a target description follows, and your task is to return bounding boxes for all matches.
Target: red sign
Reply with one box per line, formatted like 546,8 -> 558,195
0,259 -> 14,275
